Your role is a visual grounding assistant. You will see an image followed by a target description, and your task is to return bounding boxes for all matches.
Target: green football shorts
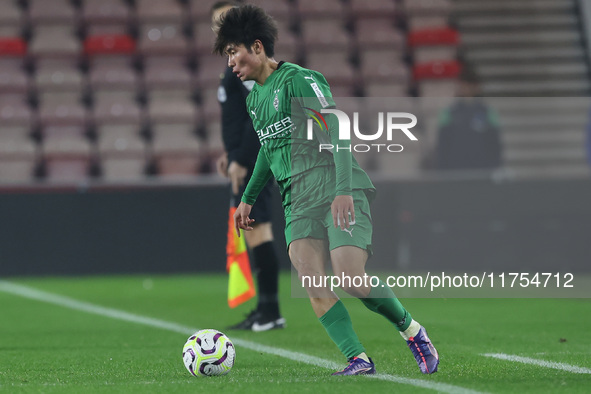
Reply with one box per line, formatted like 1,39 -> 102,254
283,166 -> 373,255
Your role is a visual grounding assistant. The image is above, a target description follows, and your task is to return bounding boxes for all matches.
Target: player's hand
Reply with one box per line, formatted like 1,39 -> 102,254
216,153 -> 229,177
331,195 -> 355,230
228,161 -> 248,195
234,202 -> 255,237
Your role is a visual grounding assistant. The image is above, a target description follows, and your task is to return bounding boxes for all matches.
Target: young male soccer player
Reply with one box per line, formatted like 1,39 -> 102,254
211,1 -> 285,332
214,5 -> 439,375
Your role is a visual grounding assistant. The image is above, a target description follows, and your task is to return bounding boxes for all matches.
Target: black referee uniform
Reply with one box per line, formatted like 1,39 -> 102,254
218,66 -> 274,223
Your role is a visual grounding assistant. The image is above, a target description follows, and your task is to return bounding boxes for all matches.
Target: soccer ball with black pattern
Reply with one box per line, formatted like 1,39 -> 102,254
182,329 -> 235,376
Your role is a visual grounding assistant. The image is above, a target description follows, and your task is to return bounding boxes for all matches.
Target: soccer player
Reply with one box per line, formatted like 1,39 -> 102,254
214,5 -> 439,375
211,1 -> 285,332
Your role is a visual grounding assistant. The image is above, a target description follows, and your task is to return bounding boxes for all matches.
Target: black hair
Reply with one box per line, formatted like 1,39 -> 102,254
213,4 -> 278,58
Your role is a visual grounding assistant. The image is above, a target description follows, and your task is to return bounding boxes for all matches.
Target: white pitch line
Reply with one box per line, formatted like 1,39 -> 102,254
0,281 -> 483,394
483,353 -> 591,374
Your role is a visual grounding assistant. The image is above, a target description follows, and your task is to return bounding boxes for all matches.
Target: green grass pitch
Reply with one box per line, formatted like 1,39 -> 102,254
1,273 -> 590,393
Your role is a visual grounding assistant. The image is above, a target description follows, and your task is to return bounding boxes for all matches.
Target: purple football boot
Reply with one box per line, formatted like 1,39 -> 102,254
406,326 -> 439,374
332,356 -> 376,376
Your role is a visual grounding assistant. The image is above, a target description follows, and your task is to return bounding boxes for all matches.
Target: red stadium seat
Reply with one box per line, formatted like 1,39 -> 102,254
0,38 -> 26,56
413,60 -> 461,80
409,28 -> 460,63
84,35 -> 135,55
414,46 -> 458,63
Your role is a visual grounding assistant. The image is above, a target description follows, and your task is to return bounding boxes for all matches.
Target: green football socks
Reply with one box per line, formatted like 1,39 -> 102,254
360,280 -> 412,331
319,300 -> 365,359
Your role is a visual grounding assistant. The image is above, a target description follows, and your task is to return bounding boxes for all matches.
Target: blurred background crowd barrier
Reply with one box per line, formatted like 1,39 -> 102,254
1,0 -> 591,277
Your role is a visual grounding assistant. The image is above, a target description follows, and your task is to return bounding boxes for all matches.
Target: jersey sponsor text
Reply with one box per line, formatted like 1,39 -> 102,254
256,116 -> 293,143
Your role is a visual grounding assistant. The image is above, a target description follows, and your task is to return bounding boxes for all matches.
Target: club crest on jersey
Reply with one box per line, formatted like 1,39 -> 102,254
273,89 -> 280,111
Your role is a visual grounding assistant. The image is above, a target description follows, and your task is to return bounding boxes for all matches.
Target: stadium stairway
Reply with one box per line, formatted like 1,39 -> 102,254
452,0 -> 591,178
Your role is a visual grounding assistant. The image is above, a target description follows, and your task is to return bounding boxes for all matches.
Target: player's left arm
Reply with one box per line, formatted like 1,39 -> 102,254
292,71 -> 354,229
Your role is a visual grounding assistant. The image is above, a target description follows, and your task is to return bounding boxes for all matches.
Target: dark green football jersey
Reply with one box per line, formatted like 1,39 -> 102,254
242,62 -> 374,205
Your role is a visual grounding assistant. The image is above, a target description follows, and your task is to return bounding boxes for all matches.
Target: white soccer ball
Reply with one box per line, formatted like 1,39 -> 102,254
182,329 -> 236,377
